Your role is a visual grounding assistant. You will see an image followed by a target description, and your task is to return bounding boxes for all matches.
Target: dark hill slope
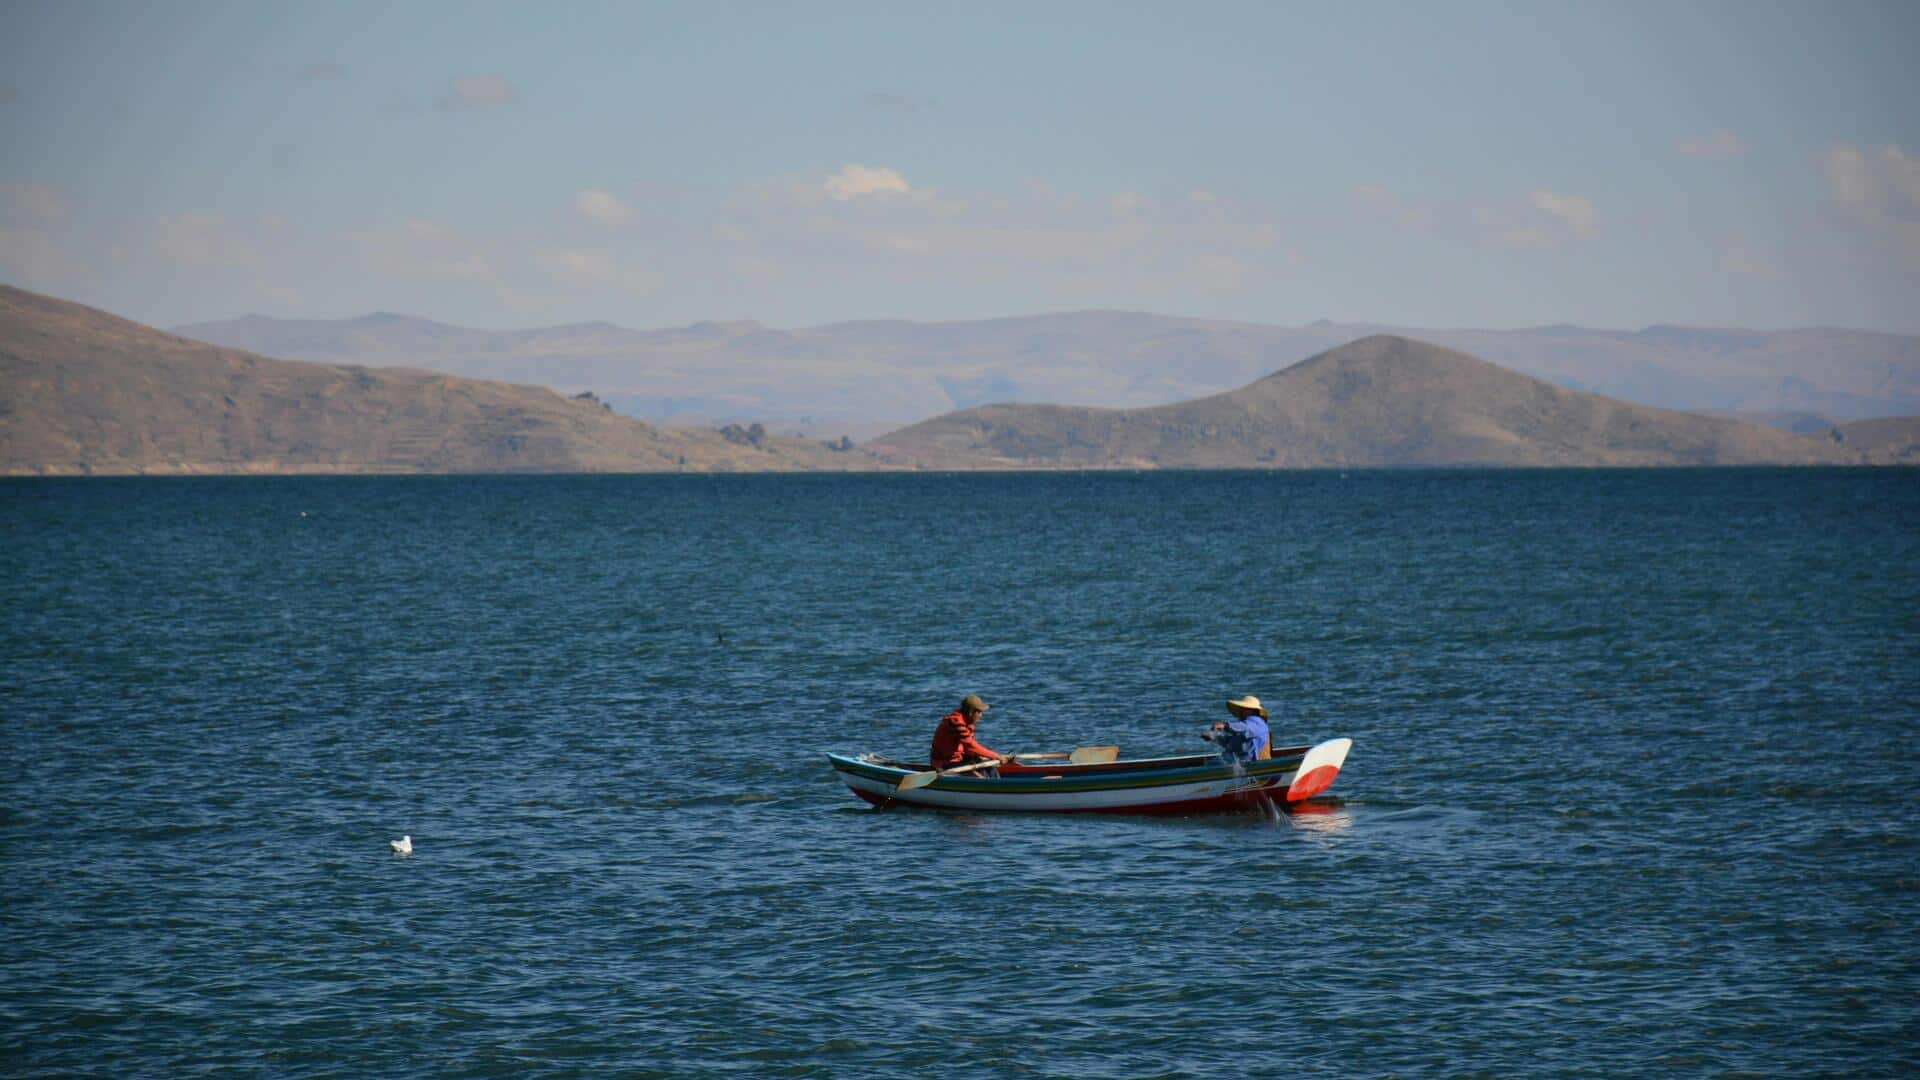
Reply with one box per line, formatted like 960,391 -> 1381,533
0,285 -> 874,475
1833,416 -> 1920,462
868,335 -> 1858,468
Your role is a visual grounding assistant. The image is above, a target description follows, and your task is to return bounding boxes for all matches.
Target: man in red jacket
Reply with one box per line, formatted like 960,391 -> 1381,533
929,694 -> 1007,770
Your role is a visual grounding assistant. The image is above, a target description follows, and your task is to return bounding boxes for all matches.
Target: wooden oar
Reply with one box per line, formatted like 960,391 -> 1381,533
896,758 -> 1002,792
1015,745 -> 1120,765
896,744 -> 1122,792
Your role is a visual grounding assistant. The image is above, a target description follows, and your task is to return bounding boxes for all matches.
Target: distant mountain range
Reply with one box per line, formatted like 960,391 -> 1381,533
868,335 -> 1875,469
172,309 -> 1920,431
4,284 -> 1915,475
0,286 -> 878,475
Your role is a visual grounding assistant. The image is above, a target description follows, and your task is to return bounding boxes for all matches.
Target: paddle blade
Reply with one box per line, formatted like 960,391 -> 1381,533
896,769 -> 940,792
898,758 -> 996,790
1069,745 -> 1120,765
1285,738 -> 1352,801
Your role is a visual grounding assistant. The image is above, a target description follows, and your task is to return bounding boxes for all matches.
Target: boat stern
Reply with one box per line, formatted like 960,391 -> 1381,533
1284,737 -> 1352,802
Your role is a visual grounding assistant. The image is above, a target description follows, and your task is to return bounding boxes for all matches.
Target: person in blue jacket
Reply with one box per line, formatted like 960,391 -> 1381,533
1204,695 -> 1270,762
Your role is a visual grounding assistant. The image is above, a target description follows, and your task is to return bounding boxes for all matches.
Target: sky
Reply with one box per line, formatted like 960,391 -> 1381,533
2,0 -> 1917,333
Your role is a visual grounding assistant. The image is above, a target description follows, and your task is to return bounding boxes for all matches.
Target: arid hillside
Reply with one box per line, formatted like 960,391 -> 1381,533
0,286 -> 882,475
174,309 -> 1920,429
868,335 -> 1876,468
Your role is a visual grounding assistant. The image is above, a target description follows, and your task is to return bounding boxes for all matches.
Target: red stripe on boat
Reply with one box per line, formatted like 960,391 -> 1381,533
847,786 -> 1291,816
1285,764 -> 1340,802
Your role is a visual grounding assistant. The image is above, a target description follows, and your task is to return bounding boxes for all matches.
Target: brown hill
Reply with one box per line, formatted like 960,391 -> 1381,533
867,335 -> 1863,469
1833,416 -> 1920,463
0,286 -> 883,475
174,309 -> 1920,428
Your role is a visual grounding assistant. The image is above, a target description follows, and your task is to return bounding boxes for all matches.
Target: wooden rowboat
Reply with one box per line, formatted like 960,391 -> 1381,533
825,738 -> 1352,814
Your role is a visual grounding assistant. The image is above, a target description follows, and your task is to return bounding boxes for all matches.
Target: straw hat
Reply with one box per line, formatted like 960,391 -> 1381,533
1225,695 -> 1268,718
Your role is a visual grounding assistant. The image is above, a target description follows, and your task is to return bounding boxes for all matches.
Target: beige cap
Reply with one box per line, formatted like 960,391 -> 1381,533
1226,695 -> 1268,718
960,694 -> 990,713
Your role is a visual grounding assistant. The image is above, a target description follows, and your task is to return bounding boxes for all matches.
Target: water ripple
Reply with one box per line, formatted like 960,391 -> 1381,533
3,470 -> 1917,1077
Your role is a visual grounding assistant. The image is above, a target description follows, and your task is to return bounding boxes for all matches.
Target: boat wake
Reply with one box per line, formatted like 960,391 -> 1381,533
1371,805 -> 1482,825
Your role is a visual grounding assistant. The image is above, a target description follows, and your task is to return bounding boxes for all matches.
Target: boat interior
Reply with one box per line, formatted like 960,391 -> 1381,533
869,745 -> 1311,776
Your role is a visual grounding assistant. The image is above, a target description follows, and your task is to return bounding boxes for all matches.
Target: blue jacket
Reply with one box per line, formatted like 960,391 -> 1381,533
1216,714 -> 1269,762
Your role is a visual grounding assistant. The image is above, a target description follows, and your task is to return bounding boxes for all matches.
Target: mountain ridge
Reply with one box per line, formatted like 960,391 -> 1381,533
0,285 -> 881,475
172,308 -> 1920,428
7,285 -> 1913,474
867,335 -> 1871,469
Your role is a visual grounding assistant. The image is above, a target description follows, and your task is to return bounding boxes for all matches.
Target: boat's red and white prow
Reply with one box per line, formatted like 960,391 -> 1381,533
1285,737 -> 1352,801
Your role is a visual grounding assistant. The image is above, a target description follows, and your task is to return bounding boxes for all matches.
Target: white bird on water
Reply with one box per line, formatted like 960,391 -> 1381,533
390,835 -> 412,855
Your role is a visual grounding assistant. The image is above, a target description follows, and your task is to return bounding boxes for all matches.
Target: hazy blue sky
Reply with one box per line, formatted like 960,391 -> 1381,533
3,1 -> 1916,331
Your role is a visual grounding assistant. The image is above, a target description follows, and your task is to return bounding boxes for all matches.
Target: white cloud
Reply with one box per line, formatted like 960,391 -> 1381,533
1527,191 -> 1599,239
1353,184 -> 1600,252
1353,185 -> 1431,228
7,193 -> 291,293
1677,131 -> 1744,159
1459,191 -> 1601,250
436,75 -> 517,111
824,163 -> 912,201
150,213 -> 273,268
574,189 -> 634,227
356,219 -> 491,280
1470,206 -> 1539,249
722,176 -> 1284,298
536,249 -> 659,296
1827,143 -> 1920,256
1827,145 -> 1874,206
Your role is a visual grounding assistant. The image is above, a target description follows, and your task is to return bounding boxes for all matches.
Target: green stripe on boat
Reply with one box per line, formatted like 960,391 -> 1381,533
828,753 -> 1305,794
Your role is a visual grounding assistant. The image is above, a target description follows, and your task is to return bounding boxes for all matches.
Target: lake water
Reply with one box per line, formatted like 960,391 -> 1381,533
3,469 -> 1917,1077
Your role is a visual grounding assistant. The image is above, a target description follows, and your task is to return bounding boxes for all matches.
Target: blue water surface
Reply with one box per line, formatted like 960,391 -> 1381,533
3,469 -> 1917,1077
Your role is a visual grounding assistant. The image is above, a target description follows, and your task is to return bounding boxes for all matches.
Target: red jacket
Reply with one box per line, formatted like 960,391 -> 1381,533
930,710 -> 1000,768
